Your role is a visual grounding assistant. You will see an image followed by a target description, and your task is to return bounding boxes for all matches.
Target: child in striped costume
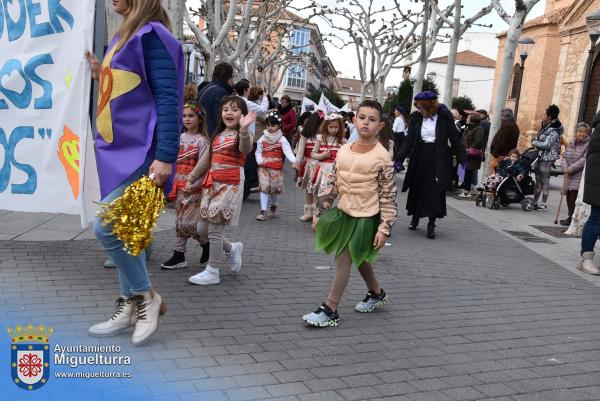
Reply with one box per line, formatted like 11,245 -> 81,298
311,113 -> 347,197
161,98 -> 210,270
255,111 -> 299,221
186,96 -> 256,286
296,112 -> 324,221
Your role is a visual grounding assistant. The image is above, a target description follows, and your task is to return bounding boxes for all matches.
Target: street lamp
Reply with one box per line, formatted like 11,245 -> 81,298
513,37 -> 535,120
577,10 -> 600,123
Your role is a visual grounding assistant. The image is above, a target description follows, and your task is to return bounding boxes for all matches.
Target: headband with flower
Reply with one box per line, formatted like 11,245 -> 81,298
324,112 -> 343,121
266,110 -> 282,124
184,101 -> 204,117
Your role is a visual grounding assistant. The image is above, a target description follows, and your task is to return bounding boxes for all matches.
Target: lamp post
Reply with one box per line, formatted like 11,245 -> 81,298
577,10 -> 600,123
513,37 -> 535,120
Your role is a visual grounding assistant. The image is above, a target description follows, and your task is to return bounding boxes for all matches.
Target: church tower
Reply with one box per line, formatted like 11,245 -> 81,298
545,0 -> 575,14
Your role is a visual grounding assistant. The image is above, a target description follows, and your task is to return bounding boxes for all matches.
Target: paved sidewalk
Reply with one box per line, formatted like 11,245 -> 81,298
446,174 -> 600,288
0,208 -> 176,241
2,173 -> 600,401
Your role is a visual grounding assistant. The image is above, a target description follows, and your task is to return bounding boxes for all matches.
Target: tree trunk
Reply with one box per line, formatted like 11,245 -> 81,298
485,19 -> 522,174
204,52 -> 215,81
161,0 -> 185,41
412,3 -> 431,111
105,3 -> 122,43
360,83 -> 368,102
413,57 -> 427,98
376,77 -> 386,104
443,1 -> 461,106
443,34 -> 460,106
488,25 -> 520,151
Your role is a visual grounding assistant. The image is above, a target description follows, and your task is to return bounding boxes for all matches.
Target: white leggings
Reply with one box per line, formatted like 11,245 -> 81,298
260,192 -> 279,211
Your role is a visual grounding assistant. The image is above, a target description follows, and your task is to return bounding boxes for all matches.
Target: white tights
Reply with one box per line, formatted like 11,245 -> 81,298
260,192 -> 279,211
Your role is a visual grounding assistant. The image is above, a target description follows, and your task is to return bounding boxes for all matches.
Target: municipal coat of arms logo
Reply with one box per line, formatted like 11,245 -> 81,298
7,324 -> 53,390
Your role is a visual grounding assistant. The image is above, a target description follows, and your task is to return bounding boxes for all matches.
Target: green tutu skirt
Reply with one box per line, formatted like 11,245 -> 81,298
315,208 -> 380,268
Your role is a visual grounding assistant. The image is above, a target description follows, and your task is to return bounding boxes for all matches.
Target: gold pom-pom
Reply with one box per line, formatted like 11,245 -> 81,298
97,175 -> 165,256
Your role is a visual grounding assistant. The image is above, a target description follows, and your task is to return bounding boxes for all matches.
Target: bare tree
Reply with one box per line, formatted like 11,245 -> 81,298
185,0 -> 240,81
161,0 -> 186,41
185,0 -> 315,82
431,0 -> 493,106
488,0 -> 541,153
412,1 -> 453,101
320,0 -> 422,103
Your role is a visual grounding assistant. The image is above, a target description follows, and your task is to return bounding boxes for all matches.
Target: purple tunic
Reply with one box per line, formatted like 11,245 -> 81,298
95,22 -> 184,198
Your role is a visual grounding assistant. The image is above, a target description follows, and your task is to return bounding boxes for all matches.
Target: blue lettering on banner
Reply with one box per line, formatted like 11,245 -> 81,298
3,0 -> 26,42
47,0 -> 73,34
0,126 -> 37,195
0,0 -> 74,41
26,0 -> 53,37
0,53 -> 53,109
24,53 -> 53,108
0,59 -> 31,109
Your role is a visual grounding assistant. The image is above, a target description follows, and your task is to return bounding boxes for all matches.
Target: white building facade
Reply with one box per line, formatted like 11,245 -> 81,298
426,50 -> 496,111
272,24 -> 339,103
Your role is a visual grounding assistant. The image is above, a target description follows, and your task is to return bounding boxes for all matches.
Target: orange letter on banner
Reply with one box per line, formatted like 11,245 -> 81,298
57,125 -> 80,199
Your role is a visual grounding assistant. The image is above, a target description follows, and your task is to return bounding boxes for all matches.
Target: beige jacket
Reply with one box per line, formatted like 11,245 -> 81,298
317,142 -> 398,235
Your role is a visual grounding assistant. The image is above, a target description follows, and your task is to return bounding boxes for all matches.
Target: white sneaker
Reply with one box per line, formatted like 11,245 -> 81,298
355,289 -> 388,313
131,289 -> 166,345
188,265 -> 220,285
299,205 -> 313,222
228,242 -> 243,273
89,296 -> 136,336
302,303 -> 340,327
578,252 -> 600,275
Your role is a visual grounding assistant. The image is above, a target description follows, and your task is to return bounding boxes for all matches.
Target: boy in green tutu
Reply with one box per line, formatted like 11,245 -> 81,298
302,100 -> 398,327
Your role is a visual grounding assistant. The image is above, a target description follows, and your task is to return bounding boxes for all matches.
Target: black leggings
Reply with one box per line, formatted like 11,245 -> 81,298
462,169 -> 475,190
566,190 -> 578,218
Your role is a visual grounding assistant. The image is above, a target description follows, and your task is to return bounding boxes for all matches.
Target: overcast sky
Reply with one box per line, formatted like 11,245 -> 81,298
185,0 -> 546,83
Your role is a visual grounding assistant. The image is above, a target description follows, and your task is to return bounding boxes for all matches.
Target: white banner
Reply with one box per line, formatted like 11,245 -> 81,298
318,93 -> 341,113
300,96 -> 317,114
0,0 -> 96,215
340,102 -> 350,112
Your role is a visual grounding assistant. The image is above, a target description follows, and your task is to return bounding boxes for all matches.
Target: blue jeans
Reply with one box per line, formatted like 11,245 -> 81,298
582,206 -> 600,254
93,160 -> 153,297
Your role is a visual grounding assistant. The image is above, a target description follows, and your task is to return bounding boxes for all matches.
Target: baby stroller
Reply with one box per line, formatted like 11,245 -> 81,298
475,148 -> 537,211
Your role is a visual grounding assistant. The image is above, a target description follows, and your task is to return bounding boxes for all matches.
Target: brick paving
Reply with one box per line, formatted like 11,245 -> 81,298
2,174 -> 600,401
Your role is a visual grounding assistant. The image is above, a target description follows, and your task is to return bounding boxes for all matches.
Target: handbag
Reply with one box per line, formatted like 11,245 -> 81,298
466,147 -> 483,159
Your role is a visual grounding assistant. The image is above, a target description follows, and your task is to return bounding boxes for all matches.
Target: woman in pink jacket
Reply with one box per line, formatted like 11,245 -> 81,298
560,122 -> 591,226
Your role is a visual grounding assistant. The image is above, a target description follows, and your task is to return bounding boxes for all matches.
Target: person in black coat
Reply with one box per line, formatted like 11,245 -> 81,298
197,62 -> 234,136
579,111 -> 600,275
397,91 -> 466,239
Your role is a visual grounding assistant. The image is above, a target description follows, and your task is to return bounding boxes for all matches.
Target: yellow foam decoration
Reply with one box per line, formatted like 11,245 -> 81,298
96,47 -> 142,143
